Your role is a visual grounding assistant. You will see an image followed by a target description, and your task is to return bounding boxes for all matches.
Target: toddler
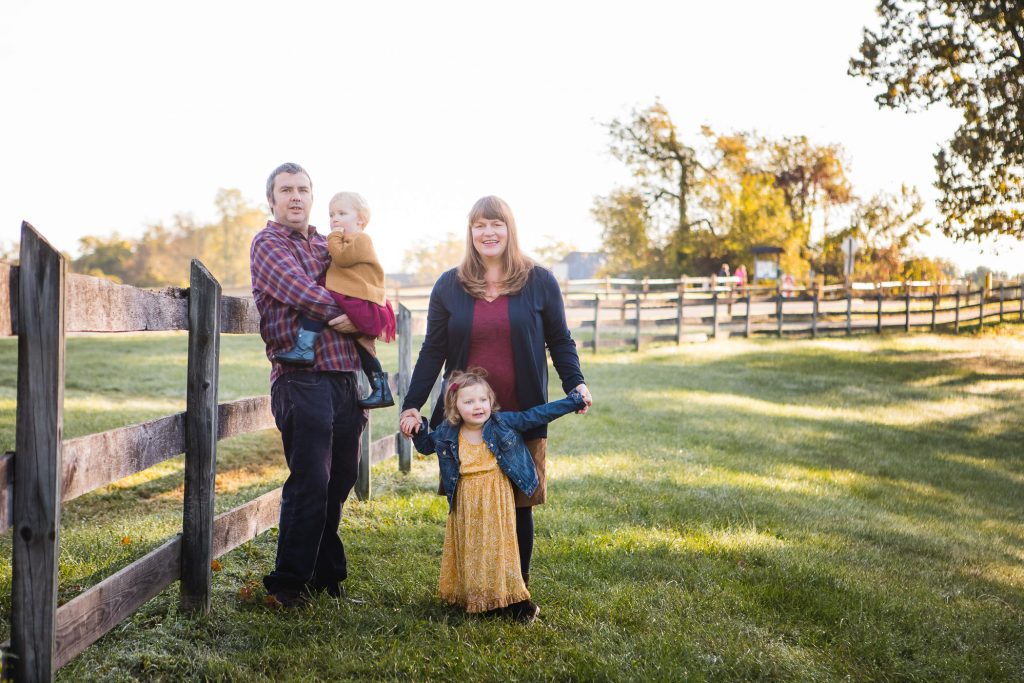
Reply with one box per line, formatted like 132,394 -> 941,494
275,192 -> 396,408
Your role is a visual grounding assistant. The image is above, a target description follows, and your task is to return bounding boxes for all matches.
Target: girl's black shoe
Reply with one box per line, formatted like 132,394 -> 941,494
503,599 -> 539,623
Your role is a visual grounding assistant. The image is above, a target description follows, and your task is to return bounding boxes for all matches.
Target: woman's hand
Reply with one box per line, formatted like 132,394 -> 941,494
328,314 -> 358,334
400,408 -> 422,437
574,383 -> 593,414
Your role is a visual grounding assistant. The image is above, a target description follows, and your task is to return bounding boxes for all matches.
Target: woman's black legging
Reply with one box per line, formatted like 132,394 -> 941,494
515,506 -> 534,586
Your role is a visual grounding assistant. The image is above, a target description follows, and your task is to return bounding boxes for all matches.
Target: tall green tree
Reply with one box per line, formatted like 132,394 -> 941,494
851,0 -> 1024,239
698,130 -> 808,276
605,101 -> 707,268
207,188 -> 266,287
816,186 -> 930,281
531,236 -> 580,269
591,188 -> 660,276
766,135 -> 853,255
401,232 -> 465,284
73,235 -> 135,283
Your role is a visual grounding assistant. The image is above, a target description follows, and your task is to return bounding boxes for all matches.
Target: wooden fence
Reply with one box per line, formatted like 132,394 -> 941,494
0,223 -> 417,681
562,280 -> 1024,351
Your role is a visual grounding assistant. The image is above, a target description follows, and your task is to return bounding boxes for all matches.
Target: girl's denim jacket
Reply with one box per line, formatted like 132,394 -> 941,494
412,391 -> 586,512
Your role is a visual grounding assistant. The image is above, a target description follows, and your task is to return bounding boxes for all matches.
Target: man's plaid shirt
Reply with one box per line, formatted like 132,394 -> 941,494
250,220 -> 360,385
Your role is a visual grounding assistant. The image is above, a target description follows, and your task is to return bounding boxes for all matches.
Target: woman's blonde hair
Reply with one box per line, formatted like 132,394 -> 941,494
457,195 -> 534,298
443,367 -> 499,425
329,191 -> 371,228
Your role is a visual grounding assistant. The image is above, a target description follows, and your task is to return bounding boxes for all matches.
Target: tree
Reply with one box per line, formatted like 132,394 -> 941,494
591,188 -> 660,276
766,136 -> 853,252
697,130 -> 808,277
207,188 -> 266,287
401,232 -> 465,284
817,186 -> 931,281
0,240 -> 18,263
851,1 -> 1024,239
531,236 -> 579,269
72,234 -> 135,283
605,101 -> 707,268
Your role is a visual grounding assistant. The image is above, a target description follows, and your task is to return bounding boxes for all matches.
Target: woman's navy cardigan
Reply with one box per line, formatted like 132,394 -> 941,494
401,266 -> 585,441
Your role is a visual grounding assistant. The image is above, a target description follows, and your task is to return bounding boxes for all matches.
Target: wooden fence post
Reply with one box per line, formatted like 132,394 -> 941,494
931,291 -> 938,332
954,289 -> 961,333
776,285 -> 784,337
845,290 -> 852,336
396,305 -> 412,473
711,291 -> 719,339
592,294 -> 600,353
744,291 -> 752,338
11,223 -> 65,682
876,292 -> 883,334
428,374 -> 443,422
1019,278 -> 1024,321
999,283 -> 1005,323
355,374 -> 371,501
676,286 -> 685,344
904,286 -> 911,333
180,260 -> 221,615
634,297 -> 641,352
811,287 -> 819,339
978,288 -> 985,330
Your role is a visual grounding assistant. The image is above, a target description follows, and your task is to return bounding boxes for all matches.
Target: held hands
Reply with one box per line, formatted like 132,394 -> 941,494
399,408 -> 422,437
574,383 -> 593,414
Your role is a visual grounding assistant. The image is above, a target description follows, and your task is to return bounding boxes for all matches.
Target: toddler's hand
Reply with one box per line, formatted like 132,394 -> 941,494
400,408 -> 422,437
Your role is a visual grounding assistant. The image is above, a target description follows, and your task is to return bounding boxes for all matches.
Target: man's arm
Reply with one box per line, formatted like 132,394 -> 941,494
251,232 -> 342,321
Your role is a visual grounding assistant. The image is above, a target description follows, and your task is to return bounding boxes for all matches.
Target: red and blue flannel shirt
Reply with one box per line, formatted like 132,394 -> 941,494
250,220 -> 360,385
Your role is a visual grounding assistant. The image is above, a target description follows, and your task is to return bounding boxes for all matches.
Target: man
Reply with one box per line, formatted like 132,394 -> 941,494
250,162 -> 365,607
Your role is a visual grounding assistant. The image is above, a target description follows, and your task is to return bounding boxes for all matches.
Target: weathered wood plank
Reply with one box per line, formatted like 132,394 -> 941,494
12,222 -> 65,682
396,305 -> 412,472
66,274 -> 188,332
211,487 -> 283,558
61,413 -> 185,504
218,396 -> 274,439
53,536 -> 181,670
0,262 -> 15,337
220,294 -> 260,335
0,452 -> 11,537
180,260 -> 220,614
370,434 -> 398,466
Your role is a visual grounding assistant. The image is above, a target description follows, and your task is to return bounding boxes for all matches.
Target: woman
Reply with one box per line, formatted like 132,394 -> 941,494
399,195 -> 593,600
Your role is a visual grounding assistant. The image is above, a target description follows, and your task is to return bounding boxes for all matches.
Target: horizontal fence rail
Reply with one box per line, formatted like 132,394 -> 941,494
0,222 -> 415,680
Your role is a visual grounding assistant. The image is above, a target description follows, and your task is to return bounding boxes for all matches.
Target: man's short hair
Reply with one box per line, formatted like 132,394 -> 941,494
266,162 -> 311,201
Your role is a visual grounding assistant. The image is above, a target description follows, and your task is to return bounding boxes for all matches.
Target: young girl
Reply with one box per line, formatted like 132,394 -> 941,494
275,192 -> 397,408
410,368 -> 585,622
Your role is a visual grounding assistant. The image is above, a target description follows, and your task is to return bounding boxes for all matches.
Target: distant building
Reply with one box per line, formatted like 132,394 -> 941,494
551,251 -> 606,281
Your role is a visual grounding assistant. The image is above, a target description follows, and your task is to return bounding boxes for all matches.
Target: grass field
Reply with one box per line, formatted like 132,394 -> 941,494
1,326 -> 1023,681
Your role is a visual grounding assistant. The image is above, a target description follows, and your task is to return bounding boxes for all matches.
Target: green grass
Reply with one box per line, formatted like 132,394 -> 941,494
1,327 -> 1023,681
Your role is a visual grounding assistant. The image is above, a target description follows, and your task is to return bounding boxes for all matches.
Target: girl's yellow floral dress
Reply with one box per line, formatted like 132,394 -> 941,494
438,431 -> 530,612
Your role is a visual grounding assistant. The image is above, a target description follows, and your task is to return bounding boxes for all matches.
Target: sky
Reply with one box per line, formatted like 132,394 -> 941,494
1,0 -> 1021,276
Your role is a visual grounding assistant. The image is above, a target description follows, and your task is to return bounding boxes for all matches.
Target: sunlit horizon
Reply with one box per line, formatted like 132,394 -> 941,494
1,0 -> 1020,276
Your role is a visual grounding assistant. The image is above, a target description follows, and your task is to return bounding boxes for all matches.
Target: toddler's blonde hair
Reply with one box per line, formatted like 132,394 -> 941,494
329,191 -> 371,228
